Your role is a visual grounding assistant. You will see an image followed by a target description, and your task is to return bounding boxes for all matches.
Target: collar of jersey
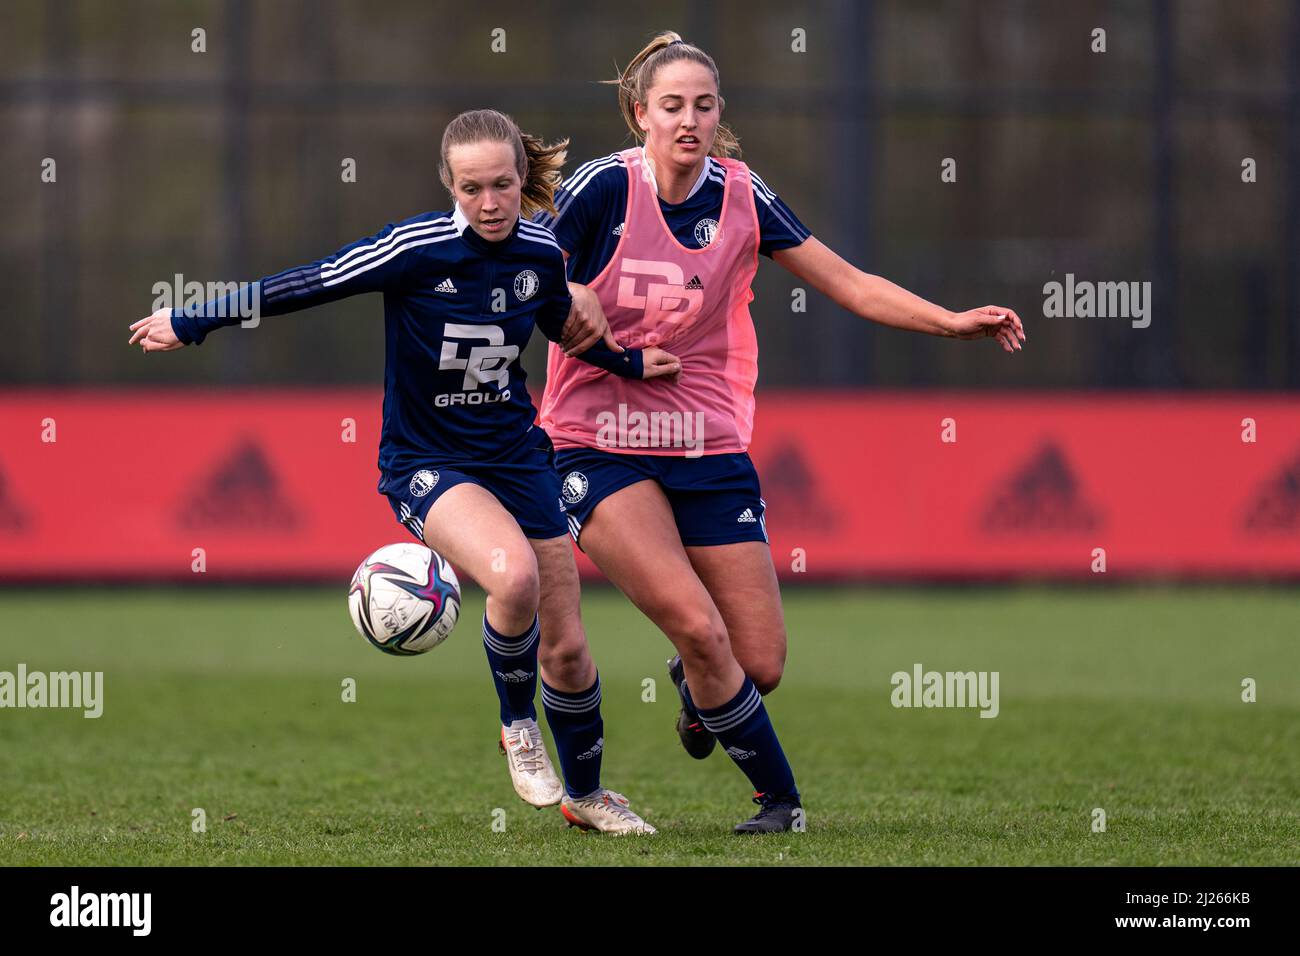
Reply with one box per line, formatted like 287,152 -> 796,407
640,145 -> 713,206
452,203 -> 521,255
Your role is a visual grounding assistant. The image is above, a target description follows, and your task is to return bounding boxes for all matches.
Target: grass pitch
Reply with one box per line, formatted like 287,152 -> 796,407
0,585 -> 1296,866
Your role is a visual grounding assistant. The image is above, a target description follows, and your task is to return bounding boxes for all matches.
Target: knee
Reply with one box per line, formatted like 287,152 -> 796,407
748,664 -> 784,696
486,551 -> 539,620
538,630 -> 590,681
669,610 -> 731,667
747,635 -> 787,694
737,615 -> 788,693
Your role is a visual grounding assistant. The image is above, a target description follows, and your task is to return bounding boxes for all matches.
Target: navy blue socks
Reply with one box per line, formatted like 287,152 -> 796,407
482,613 -> 539,725
698,676 -> 798,799
541,676 -> 604,798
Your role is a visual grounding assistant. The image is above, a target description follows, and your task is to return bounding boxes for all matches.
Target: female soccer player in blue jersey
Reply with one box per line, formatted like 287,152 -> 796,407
537,33 -> 1026,833
128,109 -> 681,834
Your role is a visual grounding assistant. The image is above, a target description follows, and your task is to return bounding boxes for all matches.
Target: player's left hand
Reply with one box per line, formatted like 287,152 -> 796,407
641,347 -> 682,383
128,308 -> 186,353
947,306 -> 1025,353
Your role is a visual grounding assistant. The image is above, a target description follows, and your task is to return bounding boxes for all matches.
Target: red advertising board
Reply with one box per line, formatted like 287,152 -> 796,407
0,390 -> 1295,581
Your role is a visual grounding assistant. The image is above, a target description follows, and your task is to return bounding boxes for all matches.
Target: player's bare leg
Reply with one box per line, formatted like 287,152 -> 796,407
685,541 -> 788,695
423,483 -> 539,634
580,481 -> 802,833
529,534 -> 596,694
529,534 -> 654,834
579,481 -> 744,707
422,483 -> 562,808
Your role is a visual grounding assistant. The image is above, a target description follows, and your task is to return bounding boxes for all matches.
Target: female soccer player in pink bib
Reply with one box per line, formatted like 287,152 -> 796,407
536,32 -> 1025,833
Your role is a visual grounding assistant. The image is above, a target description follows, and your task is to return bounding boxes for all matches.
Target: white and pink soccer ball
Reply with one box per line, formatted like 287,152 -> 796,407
348,543 -> 461,655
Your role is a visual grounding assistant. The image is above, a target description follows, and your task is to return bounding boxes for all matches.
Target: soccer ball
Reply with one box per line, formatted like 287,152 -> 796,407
348,543 -> 461,655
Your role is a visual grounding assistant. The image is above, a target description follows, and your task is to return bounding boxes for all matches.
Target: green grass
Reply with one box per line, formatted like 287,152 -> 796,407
1,585 -> 1297,866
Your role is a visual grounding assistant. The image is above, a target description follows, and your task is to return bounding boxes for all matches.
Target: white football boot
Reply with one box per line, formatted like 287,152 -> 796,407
499,719 -> 564,808
560,789 -> 657,835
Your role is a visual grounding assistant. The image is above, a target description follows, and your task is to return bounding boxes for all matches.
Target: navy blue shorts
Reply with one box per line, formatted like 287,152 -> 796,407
382,436 -> 569,543
552,447 -> 768,549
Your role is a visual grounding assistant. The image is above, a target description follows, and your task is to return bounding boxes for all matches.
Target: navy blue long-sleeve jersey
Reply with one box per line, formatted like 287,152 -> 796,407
170,206 -> 643,480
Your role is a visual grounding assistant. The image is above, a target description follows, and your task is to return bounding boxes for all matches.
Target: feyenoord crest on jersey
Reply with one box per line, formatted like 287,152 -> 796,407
514,270 -> 539,301
409,469 -> 439,497
694,218 -> 720,247
561,471 -> 589,504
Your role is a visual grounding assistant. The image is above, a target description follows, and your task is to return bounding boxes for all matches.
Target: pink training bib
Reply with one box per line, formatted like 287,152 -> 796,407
540,147 -> 761,456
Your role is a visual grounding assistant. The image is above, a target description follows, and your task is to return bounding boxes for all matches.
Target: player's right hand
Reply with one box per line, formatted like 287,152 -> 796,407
641,347 -> 682,382
562,282 -> 623,357
128,308 -> 185,353
947,306 -> 1025,353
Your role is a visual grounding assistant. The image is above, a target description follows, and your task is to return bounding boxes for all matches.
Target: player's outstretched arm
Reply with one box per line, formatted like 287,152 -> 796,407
772,237 -> 1026,354
130,218 -> 425,352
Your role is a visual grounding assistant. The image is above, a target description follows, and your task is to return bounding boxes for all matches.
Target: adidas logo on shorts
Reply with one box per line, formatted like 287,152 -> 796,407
612,222 -> 624,236
737,508 -> 758,523
435,278 -> 457,293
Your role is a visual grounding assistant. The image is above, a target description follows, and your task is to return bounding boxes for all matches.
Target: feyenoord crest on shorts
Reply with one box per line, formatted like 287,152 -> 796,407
409,470 -> 439,497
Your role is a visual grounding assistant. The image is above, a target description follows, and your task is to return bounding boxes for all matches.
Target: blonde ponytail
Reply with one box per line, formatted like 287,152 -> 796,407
603,30 -> 740,159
